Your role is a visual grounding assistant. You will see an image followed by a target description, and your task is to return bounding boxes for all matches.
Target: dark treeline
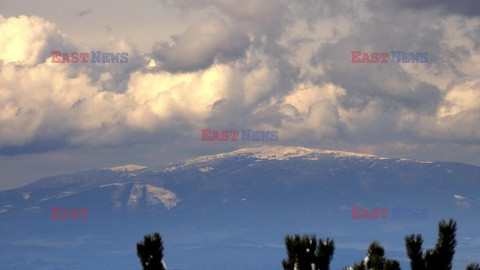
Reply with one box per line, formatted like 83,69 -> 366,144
282,219 -> 478,270
136,219 -> 479,270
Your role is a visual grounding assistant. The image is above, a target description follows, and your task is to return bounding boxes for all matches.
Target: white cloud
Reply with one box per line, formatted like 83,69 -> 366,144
440,79 -> 480,117
0,15 -> 69,66
274,83 -> 346,139
125,64 -> 233,129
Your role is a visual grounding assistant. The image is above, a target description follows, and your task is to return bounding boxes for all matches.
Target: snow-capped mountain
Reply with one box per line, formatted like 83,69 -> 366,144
0,146 -> 479,269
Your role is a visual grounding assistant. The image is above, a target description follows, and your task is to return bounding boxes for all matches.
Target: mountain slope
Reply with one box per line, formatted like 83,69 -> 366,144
0,146 -> 479,269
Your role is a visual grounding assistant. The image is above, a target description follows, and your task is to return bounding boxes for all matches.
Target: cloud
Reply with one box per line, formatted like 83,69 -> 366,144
0,15 -> 278,149
1,0 -> 480,168
0,15 -> 73,66
440,79 -> 480,117
152,17 -> 250,72
77,9 -> 92,17
393,0 -> 480,17
276,83 -> 346,139
288,1 -> 480,146
165,0 -> 288,25
124,64 -> 233,129
10,236 -> 93,248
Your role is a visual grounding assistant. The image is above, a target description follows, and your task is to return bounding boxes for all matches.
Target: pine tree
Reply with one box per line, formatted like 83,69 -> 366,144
303,234 -> 317,270
405,219 -> 457,270
367,241 -> 386,269
349,241 -> 401,270
352,261 -> 366,270
384,259 -> 401,270
316,238 -> 334,270
405,234 -> 425,270
466,263 -> 480,270
282,235 -> 297,270
433,219 -> 456,270
282,234 -> 334,270
283,234 -> 309,270
290,219 -> 479,270
136,232 -> 166,270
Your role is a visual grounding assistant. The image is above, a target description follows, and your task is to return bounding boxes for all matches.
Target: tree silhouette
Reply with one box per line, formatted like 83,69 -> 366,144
405,234 -> 424,270
316,237 -> 335,270
282,234 -> 334,270
384,259 -> 401,270
346,241 -> 400,270
366,241 -> 386,269
466,263 -> 480,270
136,232 -> 166,270
405,219 -> 457,270
332,219 -> 480,270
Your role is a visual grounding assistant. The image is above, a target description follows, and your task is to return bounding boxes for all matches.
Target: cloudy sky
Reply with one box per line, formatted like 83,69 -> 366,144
0,0 -> 479,190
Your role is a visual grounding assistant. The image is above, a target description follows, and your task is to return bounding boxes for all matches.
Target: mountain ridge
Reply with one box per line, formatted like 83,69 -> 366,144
0,145 -> 479,269
2,145 -> 480,214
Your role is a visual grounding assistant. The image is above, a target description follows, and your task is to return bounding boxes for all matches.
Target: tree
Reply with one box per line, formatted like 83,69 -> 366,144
405,234 -> 425,270
433,219 -> 457,270
405,219 -> 457,270
136,232 -> 166,270
282,234 -> 334,270
316,238 -> 335,270
347,241 -> 400,270
466,263 -> 480,270
292,219 -> 478,270
366,241 -> 386,269
384,259 -> 401,270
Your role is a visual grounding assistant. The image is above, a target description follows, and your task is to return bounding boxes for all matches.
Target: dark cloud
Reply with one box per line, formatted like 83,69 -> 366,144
163,0 -> 287,26
394,0 -> 480,17
0,138 -> 70,156
308,6 -> 453,114
466,25 -> 480,50
76,9 -> 92,17
152,17 -> 250,72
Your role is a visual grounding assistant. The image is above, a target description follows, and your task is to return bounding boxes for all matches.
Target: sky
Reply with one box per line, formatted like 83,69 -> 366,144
0,0 -> 480,191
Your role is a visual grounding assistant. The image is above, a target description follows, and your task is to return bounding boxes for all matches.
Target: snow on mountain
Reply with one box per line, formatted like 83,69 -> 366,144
145,185 -> 180,209
107,164 -> 147,172
182,146 -> 388,166
198,167 -> 213,173
99,183 -> 125,188
40,191 -> 74,202
453,194 -> 480,209
127,183 -> 144,208
125,183 -> 180,210
0,145 -> 471,214
21,192 -> 30,200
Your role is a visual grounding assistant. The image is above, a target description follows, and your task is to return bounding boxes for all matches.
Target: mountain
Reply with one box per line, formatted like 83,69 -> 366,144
0,146 -> 479,269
